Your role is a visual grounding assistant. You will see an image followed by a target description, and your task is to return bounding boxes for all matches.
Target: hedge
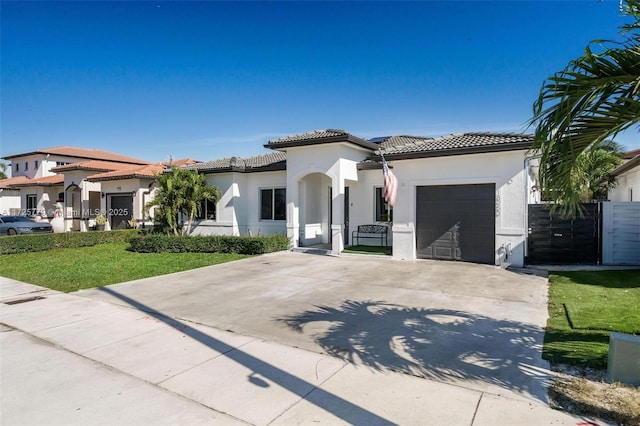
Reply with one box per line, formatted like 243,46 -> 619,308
0,230 -> 139,255
128,234 -> 290,255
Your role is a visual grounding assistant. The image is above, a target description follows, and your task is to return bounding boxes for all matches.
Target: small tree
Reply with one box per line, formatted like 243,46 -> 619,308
146,168 -> 220,235
0,162 -> 8,180
572,140 -> 623,202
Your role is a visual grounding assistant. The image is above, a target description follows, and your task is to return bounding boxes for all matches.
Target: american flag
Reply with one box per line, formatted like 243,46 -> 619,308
381,154 -> 398,207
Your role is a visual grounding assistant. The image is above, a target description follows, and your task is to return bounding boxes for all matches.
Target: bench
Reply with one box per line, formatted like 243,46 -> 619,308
351,224 -> 389,247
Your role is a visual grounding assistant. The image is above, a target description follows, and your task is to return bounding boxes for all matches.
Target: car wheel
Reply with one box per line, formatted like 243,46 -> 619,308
7,229 -> 17,236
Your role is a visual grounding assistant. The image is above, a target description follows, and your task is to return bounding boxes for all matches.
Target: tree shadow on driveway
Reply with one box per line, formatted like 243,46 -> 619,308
279,300 -> 551,403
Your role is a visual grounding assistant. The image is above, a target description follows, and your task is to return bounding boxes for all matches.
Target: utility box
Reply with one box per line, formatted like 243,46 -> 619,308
607,332 -> 640,386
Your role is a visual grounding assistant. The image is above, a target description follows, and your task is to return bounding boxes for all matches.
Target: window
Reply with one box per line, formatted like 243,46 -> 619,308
260,188 -> 286,220
88,191 -> 101,218
56,161 -> 69,167
25,162 -> 28,171
375,187 -> 393,222
15,163 -> 19,172
34,160 -> 39,169
26,194 -> 37,216
196,198 -> 216,220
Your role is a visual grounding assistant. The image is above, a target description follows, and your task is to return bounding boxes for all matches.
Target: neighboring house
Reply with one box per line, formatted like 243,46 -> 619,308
608,150 -> 640,202
86,159 -> 198,230
182,129 -> 536,267
0,146 -> 195,232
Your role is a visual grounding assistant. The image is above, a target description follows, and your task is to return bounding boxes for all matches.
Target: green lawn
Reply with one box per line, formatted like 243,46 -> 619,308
342,245 -> 392,255
544,270 -> 640,368
0,243 -> 250,293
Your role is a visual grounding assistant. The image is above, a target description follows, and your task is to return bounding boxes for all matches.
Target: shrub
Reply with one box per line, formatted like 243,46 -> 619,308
0,230 -> 139,255
128,234 -> 289,255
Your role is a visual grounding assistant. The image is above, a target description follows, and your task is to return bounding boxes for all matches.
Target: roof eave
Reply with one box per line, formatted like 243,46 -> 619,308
2,150 -> 46,160
379,142 -> 533,161
87,174 -> 156,182
11,182 -> 63,188
610,155 -> 640,177
266,135 -> 378,151
244,162 -> 287,173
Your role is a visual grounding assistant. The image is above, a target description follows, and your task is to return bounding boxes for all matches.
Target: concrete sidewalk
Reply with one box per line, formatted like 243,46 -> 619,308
1,277 -> 599,425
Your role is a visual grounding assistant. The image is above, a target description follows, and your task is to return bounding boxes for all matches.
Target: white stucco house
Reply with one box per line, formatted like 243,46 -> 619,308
0,146 -> 196,232
608,149 -> 639,202
182,129 -> 537,267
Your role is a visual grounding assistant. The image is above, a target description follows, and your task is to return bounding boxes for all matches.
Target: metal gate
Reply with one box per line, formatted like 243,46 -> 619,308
602,202 -> 640,265
526,203 -> 600,265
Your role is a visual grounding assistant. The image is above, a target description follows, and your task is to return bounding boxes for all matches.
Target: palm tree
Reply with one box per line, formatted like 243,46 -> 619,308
568,140 -> 623,203
147,169 -> 182,235
529,0 -> 640,217
146,167 -> 219,235
182,170 -> 220,235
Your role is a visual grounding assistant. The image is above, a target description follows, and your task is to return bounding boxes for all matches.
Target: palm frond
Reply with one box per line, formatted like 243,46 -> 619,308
529,1 -> 640,217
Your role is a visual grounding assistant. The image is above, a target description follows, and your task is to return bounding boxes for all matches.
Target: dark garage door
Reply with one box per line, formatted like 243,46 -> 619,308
416,184 -> 495,264
109,195 -> 133,230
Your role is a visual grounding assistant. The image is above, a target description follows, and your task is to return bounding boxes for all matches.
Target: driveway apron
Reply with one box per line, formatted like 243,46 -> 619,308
77,251 -> 552,403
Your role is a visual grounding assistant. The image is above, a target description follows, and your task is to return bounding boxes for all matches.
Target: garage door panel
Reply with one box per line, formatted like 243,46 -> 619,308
416,184 -> 495,264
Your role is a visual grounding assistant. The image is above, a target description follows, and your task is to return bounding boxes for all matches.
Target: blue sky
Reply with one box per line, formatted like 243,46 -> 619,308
1,1 -> 638,166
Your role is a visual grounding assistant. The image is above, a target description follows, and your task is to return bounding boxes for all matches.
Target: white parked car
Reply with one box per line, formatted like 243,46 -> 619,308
0,215 -> 54,236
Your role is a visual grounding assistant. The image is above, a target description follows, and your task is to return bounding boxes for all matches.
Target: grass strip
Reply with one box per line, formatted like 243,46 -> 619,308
342,245 -> 392,255
543,270 -> 640,368
0,243 -> 250,293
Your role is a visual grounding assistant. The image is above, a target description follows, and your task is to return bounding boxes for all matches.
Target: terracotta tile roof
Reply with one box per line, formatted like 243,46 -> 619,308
87,163 -> 166,182
373,132 -> 534,160
2,146 -> 150,165
266,129 -> 378,150
0,175 -> 64,189
182,152 -> 286,173
50,160 -> 139,173
0,176 -> 32,189
165,158 -> 200,167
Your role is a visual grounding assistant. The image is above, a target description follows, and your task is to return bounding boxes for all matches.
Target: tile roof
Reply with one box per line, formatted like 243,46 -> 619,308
2,146 -> 150,165
610,153 -> 640,177
0,176 -> 31,189
623,149 -> 640,160
266,129 -> 378,150
373,132 -> 534,159
166,158 -> 199,167
372,135 -> 435,150
269,129 -> 351,144
181,152 -> 286,173
0,175 -> 64,189
50,160 -> 138,173
87,163 -> 166,182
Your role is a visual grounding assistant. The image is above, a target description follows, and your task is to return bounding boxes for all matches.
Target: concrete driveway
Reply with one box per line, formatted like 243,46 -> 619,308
78,251 -> 552,403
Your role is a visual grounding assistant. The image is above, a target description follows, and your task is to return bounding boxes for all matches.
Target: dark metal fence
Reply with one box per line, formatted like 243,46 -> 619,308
526,203 -> 601,265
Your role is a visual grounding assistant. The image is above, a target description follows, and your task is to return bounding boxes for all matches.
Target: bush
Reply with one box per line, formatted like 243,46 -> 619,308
0,230 -> 139,255
128,234 -> 290,255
